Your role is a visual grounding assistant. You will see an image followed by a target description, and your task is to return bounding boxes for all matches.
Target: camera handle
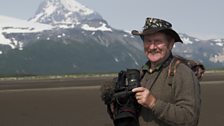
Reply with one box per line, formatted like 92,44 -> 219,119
114,91 -> 134,106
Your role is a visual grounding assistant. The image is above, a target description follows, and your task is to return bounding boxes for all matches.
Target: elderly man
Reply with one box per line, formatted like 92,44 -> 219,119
131,17 -> 201,126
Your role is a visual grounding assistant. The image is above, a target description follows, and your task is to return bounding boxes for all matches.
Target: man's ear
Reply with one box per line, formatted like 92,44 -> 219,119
168,39 -> 175,50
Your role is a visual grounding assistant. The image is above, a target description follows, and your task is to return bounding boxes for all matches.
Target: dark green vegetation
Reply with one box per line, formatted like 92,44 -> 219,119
1,30 -> 223,76
0,35 -> 146,75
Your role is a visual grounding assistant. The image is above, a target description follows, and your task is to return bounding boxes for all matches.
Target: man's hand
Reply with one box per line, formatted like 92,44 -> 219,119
132,87 -> 156,109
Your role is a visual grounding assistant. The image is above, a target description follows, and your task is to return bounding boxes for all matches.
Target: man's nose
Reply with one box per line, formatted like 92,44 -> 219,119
149,42 -> 156,49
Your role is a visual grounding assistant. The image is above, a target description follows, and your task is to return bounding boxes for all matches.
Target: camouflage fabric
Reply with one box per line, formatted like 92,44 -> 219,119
131,17 -> 183,43
172,55 -> 205,80
143,18 -> 172,30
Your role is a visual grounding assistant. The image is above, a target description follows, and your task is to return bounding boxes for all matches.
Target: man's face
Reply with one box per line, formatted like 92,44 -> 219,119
143,32 -> 174,64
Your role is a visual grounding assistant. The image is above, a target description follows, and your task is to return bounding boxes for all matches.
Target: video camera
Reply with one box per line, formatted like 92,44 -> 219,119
101,69 -> 141,126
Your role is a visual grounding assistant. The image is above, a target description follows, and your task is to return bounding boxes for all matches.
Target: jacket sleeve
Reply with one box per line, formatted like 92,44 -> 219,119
151,64 -> 201,126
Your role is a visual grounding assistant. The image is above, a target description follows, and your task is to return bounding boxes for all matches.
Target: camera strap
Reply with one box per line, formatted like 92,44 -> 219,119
148,68 -> 163,90
144,54 -> 173,90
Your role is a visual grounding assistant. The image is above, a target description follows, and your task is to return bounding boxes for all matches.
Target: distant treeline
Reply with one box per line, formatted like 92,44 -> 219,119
0,74 -> 36,78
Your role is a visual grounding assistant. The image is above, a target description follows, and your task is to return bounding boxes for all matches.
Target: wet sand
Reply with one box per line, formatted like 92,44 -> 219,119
0,72 -> 223,126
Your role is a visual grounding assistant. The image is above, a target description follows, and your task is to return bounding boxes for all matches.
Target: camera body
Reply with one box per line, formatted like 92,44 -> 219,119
101,69 -> 141,126
114,69 -> 141,98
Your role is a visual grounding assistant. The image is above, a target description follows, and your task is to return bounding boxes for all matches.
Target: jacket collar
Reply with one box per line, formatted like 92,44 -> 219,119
142,53 -> 173,73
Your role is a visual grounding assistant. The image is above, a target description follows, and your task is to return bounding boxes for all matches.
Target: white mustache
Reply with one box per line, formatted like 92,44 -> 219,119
148,49 -> 160,54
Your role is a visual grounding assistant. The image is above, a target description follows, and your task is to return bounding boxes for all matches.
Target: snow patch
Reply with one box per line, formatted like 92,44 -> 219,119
210,54 -> 224,63
55,23 -> 75,28
182,37 -> 193,44
18,41 -> 24,50
60,0 -> 94,15
128,53 -> 139,66
57,33 -> 66,38
30,0 -> 95,26
0,15 -> 52,33
0,33 -> 24,49
81,23 -> 112,31
114,57 -> 119,62
194,38 -> 200,42
124,30 -> 132,34
214,39 -> 222,42
123,34 -> 128,37
0,33 -> 14,48
44,1 -> 57,16
215,42 -> 223,46
0,15 -> 53,49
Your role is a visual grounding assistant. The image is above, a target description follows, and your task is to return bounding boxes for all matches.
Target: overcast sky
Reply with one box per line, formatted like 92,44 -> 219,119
0,0 -> 223,40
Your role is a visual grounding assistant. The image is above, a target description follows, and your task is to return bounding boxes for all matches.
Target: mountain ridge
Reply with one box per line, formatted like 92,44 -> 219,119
29,0 -> 105,29
0,0 -> 223,75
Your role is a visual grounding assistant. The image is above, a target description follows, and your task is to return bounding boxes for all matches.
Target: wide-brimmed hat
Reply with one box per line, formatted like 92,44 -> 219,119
132,17 -> 183,43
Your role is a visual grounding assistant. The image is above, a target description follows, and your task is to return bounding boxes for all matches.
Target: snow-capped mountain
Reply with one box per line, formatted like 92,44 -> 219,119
173,34 -> 224,67
0,15 -> 52,49
0,0 -> 144,75
0,0 -> 223,75
29,0 -> 110,30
